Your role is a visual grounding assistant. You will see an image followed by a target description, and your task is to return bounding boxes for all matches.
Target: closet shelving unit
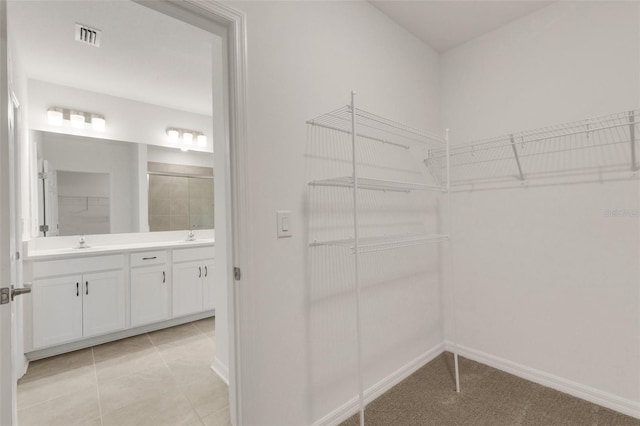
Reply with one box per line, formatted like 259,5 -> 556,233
429,109 -> 640,187
306,92 -> 456,426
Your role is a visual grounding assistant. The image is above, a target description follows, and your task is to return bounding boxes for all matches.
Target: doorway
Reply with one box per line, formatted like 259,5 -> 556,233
2,1 -> 247,425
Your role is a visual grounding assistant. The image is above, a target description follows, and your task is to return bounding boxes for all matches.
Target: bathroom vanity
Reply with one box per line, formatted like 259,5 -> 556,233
22,233 -> 215,360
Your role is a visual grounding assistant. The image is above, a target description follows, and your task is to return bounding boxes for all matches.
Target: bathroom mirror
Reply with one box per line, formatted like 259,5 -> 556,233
36,130 -> 214,237
8,0 -> 217,239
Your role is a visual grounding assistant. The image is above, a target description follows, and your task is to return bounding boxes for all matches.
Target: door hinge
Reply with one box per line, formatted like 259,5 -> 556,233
39,224 -> 49,233
233,267 -> 241,281
0,288 -> 9,305
38,172 -> 48,180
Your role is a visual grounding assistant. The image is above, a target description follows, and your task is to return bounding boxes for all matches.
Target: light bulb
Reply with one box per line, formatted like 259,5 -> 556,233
182,132 -> 193,145
167,129 -> 179,142
197,134 -> 207,147
91,115 -> 105,131
47,108 -> 63,126
70,111 -> 85,128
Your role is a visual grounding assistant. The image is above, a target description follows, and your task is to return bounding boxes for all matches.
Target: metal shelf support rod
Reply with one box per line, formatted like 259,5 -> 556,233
351,91 -> 366,426
630,111 -> 637,172
510,135 -> 525,181
446,129 -> 461,394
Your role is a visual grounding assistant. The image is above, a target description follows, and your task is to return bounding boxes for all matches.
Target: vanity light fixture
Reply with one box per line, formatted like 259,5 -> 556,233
91,114 -> 106,132
167,128 -> 180,142
70,111 -> 86,128
166,128 -> 207,149
182,132 -> 194,145
47,107 -> 64,126
47,107 -> 106,131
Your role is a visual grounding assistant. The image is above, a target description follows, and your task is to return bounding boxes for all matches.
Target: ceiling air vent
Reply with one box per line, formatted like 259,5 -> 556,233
75,24 -> 102,47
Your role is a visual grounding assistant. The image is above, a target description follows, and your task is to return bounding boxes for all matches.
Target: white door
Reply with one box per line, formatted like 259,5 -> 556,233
172,261 -> 204,317
131,266 -> 169,327
82,270 -> 126,337
1,2 -> 23,422
32,275 -> 83,349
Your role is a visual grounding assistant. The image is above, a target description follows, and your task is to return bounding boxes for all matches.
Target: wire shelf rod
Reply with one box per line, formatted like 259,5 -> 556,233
307,105 -> 446,145
447,139 -> 630,168
431,116 -> 639,159
354,111 -> 446,145
308,176 -> 446,193
313,111 -> 439,147
309,233 -> 450,249
355,108 -> 445,142
306,121 -> 411,150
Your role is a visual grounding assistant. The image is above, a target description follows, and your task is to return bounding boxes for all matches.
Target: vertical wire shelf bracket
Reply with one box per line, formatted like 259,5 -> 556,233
510,134 -> 525,181
630,111 -> 637,172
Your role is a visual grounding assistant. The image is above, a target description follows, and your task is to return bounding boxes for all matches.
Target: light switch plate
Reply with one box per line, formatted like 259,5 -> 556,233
277,210 -> 292,238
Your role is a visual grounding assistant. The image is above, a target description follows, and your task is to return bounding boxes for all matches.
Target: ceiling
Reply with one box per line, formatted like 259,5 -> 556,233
370,1 -> 555,53
7,0 -> 555,114
8,0 -> 215,116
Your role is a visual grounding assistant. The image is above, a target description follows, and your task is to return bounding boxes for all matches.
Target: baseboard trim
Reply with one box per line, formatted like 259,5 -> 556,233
445,341 -> 640,420
212,357 -> 229,385
313,343 -> 445,426
26,311 -> 215,361
19,356 -> 29,380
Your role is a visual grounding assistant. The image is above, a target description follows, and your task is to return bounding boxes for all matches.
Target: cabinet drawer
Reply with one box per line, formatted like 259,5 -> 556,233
131,250 -> 168,267
33,255 -> 124,278
173,246 -> 214,263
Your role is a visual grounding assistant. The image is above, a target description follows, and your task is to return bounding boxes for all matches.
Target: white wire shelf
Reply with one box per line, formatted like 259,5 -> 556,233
308,176 -> 446,193
307,105 -> 446,148
429,109 -> 639,185
309,233 -> 449,253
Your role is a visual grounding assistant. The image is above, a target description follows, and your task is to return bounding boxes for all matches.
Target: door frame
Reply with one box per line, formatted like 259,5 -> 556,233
151,2 -> 249,425
1,1 -> 250,425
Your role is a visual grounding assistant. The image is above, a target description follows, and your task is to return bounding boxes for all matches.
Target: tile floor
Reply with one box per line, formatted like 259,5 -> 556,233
17,317 -> 230,426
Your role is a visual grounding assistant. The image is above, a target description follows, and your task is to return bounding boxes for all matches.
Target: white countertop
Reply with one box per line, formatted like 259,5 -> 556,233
26,238 -> 215,261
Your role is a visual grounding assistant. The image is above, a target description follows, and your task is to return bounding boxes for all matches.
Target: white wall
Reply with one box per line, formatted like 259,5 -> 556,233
28,80 -> 213,152
228,1 -> 441,424
441,1 -> 640,414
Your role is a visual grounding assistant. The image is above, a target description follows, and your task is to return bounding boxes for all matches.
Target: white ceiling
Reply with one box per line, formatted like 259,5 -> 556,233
370,1 -> 555,53
7,0 -> 554,115
8,0 -> 215,116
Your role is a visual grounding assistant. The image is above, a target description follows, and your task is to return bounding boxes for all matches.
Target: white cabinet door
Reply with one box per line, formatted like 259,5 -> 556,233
32,275 -> 83,349
131,266 -> 169,327
172,262 -> 203,317
82,270 -> 125,338
202,260 -> 215,311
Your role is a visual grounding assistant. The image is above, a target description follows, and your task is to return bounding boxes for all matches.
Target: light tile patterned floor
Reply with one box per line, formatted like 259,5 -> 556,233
18,317 -> 230,426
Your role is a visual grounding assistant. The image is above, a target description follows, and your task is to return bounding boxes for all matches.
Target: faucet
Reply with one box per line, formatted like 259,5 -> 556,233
186,231 -> 196,241
76,235 -> 91,249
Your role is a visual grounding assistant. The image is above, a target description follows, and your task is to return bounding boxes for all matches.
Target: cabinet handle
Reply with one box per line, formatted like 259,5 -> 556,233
142,256 -> 157,260
76,282 -> 79,296
85,281 -> 89,295
162,271 -> 166,283
199,267 -> 202,278
204,266 -> 208,277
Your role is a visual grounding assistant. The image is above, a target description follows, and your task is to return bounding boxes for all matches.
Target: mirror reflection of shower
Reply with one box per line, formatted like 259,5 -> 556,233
38,161 -> 111,237
147,161 -> 214,232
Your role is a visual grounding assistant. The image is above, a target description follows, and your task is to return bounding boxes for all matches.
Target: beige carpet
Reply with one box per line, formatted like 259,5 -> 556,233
341,352 -> 640,426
